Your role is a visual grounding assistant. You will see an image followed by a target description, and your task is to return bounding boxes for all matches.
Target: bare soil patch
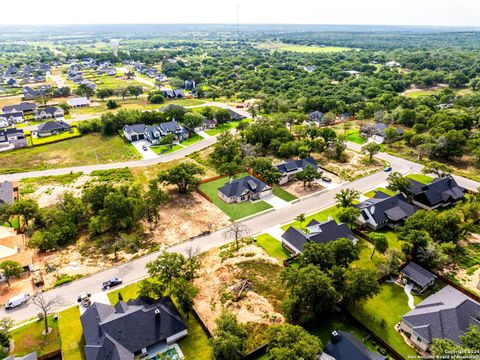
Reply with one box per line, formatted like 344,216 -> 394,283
281,180 -> 325,198
193,243 -> 285,335
26,175 -> 90,208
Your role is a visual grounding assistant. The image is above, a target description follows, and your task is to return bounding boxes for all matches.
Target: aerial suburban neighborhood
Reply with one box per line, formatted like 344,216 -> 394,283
0,3 -> 479,360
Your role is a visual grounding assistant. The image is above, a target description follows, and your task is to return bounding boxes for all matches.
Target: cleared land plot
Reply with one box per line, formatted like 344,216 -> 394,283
272,185 -> 297,202
150,144 -> 183,155
349,283 -> 421,359
0,134 -> 140,174
199,173 -> 273,220
446,234 -> 480,295
204,119 -> 251,136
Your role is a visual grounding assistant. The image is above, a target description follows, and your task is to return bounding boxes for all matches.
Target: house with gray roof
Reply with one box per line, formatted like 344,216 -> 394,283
400,262 -> 436,293
67,97 -> 90,108
400,285 -> 480,352
355,193 -> 417,230
408,176 -> 465,210
123,124 -> 146,142
309,110 -> 325,126
281,218 -> 357,254
218,175 -> 272,204
80,296 -> 188,360
34,106 -> 65,121
275,157 -> 320,185
36,120 -> 71,137
360,122 -> 403,144
3,102 -> 37,114
320,330 -> 387,360
0,111 -> 24,125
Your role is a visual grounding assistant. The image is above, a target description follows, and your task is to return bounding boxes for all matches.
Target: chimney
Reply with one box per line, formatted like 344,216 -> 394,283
331,331 -> 340,344
154,308 -> 161,320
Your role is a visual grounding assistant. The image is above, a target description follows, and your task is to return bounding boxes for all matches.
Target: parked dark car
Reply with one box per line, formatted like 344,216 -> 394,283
321,176 -> 332,183
102,277 -> 123,290
384,166 -> 392,172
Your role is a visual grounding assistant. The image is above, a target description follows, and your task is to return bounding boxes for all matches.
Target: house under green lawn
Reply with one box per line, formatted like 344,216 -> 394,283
198,173 -> 273,221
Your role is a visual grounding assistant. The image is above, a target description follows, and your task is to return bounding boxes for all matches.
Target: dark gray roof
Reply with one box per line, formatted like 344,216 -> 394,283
401,262 -> 436,288
356,193 -> 417,225
409,176 -> 465,208
218,175 -> 269,198
37,120 -> 71,132
309,111 -> 324,121
159,120 -> 183,134
402,285 -> 480,344
275,157 -> 318,174
0,181 -> 14,205
323,331 -> 387,360
281,219 -> 356,253
123,124 -> 146,135
3,102 -> 37,113
1,111 -> 23,119
227,108 -> 245,120
81,296 -> 187,360
35,106 -> 63,116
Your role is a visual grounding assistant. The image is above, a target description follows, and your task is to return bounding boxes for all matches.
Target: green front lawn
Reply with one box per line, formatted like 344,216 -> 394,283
281,205 -> 339,231
272,185 -> 297,202
363,187 -> 397,198
31,128 -> 81,146
255,234 -> 291,261
349,283 -> 420,359
181,133 -> 205,146
406,173 -> 433,184
199,173 -> 273,220
108,282 -> 212,360
344,129 -> 366,144
59,306 -> 85,360
7,317 -> 61,359
150,144 -> 183,155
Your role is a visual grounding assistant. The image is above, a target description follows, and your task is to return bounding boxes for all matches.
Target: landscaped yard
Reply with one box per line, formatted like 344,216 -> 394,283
107,282 -> 212,360
59,306 -> 85,360
344,129 -> 366,144
281,205 -> 340,230
181,133 -> 205,146
150,144 -> 183,155
31,128 -> 81,146
7,317 -> 61,359
406,173 -> 433,184
255,233 -> 290,261
0,134 -> 141,174
198,173 -> 273,220
349,283 -> 421,358
205,119 -> 250,136
363,187 -> 397,198
272,185 -> 297,202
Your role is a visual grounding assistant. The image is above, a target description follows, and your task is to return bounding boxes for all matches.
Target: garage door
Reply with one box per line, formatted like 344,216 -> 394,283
131,134 -> 138,141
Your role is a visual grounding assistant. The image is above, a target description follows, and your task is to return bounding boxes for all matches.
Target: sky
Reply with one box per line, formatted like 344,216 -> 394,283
2,0 -> 480,27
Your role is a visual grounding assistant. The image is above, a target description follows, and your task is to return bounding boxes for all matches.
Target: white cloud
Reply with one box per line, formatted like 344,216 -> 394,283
2,0 -> 480,27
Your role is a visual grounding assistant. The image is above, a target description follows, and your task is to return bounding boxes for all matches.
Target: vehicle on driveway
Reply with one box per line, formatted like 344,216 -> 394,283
77,292 -> 92,307
142,144 -> 148,151
6,293 -> 30,310
102,277 -> 123,290
384,166 -> 392,172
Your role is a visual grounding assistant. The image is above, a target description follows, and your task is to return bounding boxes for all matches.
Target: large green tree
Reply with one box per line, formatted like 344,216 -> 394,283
157,162 -> 205,194
266,324 -> 322,360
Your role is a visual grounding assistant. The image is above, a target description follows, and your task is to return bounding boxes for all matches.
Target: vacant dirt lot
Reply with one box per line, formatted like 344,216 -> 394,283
148,191 -> 230,246
280,180 -> 325,198
194,243 -> 285,334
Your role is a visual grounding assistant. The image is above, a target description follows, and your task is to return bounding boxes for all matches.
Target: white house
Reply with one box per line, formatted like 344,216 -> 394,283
67,97 -> 90,108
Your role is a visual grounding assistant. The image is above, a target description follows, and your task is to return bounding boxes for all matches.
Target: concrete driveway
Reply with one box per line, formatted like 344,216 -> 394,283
131,140 -> 157,160
262,195 -> 290,209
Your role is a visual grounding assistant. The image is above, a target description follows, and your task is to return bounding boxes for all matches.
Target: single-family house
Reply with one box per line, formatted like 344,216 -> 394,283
408,176 -> 465,210
0,118 -> 7,128
275,157 -> 320,185
3,102 -> 37,114
157,121 -> 188,141
400,285 -> 480,352
0,111 -> 24,125
0,128 -> 27,149
5,78 -> 18,87
303,65 -> 316,73
201,118 -> 217,130
400,262 -> 436,293
36,120 -> 71,137
281,218 -> 357,254
123,124 -> 146,142
227,108 -> 246,121
320,330 -> 387,360
218,175 -> 272,204
385,61 -> 401,68
309,111 -> 325,125
67,97 -> 90,108
4,66 -> 19,77
34,106 -> 65,120
80,296 -> 188,360
360,122 -> 403,144
184,80 -> 195,90
355,193 -> 417,230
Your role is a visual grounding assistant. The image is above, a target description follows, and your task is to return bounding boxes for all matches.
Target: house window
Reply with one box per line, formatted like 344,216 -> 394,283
416,337 -> 422,343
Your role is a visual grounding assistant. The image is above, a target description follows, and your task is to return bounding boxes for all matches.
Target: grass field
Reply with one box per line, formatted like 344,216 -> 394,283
403,88 -> 442,98
272,185 -> 297,202
344,129 -> 367,144
199,173 -> 273,220
181,133 -> 205,146
255,233 -> 291,261
281,205 -> 339,231
107,282 -> 212,360
363,187 -> 397,198
150,144 -> 183,155
257,42 -> 352,53
59,306 -> 85,360
406,173 -> 433,184
204,119 -> 250,136
31,128 -> 81,145
349,283 -> 421,358
0,134 -> 140,174
6,316 -> 60,359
